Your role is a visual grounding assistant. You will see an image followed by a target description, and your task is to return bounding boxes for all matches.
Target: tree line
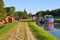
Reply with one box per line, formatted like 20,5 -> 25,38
36,9 -> 60,17
0,0 -> 31,20
0,0 -> 60,20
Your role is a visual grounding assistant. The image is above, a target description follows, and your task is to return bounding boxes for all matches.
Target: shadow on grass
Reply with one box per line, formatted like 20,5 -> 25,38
0,25 -> 5,29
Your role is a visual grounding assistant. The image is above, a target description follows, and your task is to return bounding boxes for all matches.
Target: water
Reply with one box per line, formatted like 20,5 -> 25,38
48,29 -> 60,38
48,23 -> 60,38
54,23 -> 60,29
38,22 -> 60,38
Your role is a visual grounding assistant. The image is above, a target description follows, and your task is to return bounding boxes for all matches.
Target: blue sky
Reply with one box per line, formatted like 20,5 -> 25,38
3,0 -> 60,14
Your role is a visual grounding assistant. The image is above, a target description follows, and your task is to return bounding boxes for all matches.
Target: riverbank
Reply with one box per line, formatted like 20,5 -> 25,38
54,23 -> 60,29
54,17 -> 60,23
28,22 -> 59,40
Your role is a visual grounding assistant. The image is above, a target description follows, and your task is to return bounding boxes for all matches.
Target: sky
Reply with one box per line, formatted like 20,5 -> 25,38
3,0 -> 60,14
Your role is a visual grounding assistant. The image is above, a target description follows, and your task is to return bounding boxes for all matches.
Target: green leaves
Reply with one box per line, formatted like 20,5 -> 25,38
0,0 -> 6,20
5,6 -> 15,16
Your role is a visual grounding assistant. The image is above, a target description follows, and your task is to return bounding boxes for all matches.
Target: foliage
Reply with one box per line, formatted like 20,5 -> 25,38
14,9 -> 29,19
36,8 -> 60,17
22,9 -> 29,19
36,11 -> 44,16
14,11 -> 23,19
5,6 -> 15,16
0,0 -> 4,7
28,22 -> 59,40
28,13 -> 33,18
0,0 -> 6,20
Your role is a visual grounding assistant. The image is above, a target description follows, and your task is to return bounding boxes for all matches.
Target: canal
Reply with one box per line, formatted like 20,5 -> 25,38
48,23 -> 60,38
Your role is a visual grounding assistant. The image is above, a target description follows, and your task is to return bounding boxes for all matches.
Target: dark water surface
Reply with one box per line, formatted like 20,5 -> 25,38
54,23 -> 60,29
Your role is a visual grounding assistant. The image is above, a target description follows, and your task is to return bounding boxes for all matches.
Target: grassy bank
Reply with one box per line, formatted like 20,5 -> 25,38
54,17 -> 60,23
28,22 -> 59,40
0,22 -> 18,36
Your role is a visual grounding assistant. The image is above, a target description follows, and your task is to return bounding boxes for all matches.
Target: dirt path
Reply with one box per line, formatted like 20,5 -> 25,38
0,22 -> 36,40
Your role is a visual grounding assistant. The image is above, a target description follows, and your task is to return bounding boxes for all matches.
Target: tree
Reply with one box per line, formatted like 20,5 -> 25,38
5,6 -> 15,16
0,0 -> 6,20
44,10 -> 50,15
10,6 -> 15,15
55,9 -> 60,16
14,11 -> 24,20
28,13 -> 32,18
22,9 -> 29,19
36,11 -> 44,16
36,9 -> 60,17
0,0 -> 4,7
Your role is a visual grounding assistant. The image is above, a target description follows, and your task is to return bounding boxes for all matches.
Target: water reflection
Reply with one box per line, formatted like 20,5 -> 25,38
54,23 -> 60,29
48,29 -> 60,38
48,23 -> 60,38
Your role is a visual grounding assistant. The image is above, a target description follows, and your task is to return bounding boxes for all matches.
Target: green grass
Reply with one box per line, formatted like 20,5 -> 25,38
54,17 -> 60,23
28,22 -> 59,40
0,22 -> 18,36
55,17 -> 60,20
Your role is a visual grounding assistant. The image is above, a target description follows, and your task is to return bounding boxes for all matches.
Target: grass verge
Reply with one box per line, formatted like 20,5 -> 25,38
28,22 -> 59,40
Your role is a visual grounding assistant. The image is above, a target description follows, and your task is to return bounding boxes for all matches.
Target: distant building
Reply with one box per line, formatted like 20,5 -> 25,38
5,15 -> 15,23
